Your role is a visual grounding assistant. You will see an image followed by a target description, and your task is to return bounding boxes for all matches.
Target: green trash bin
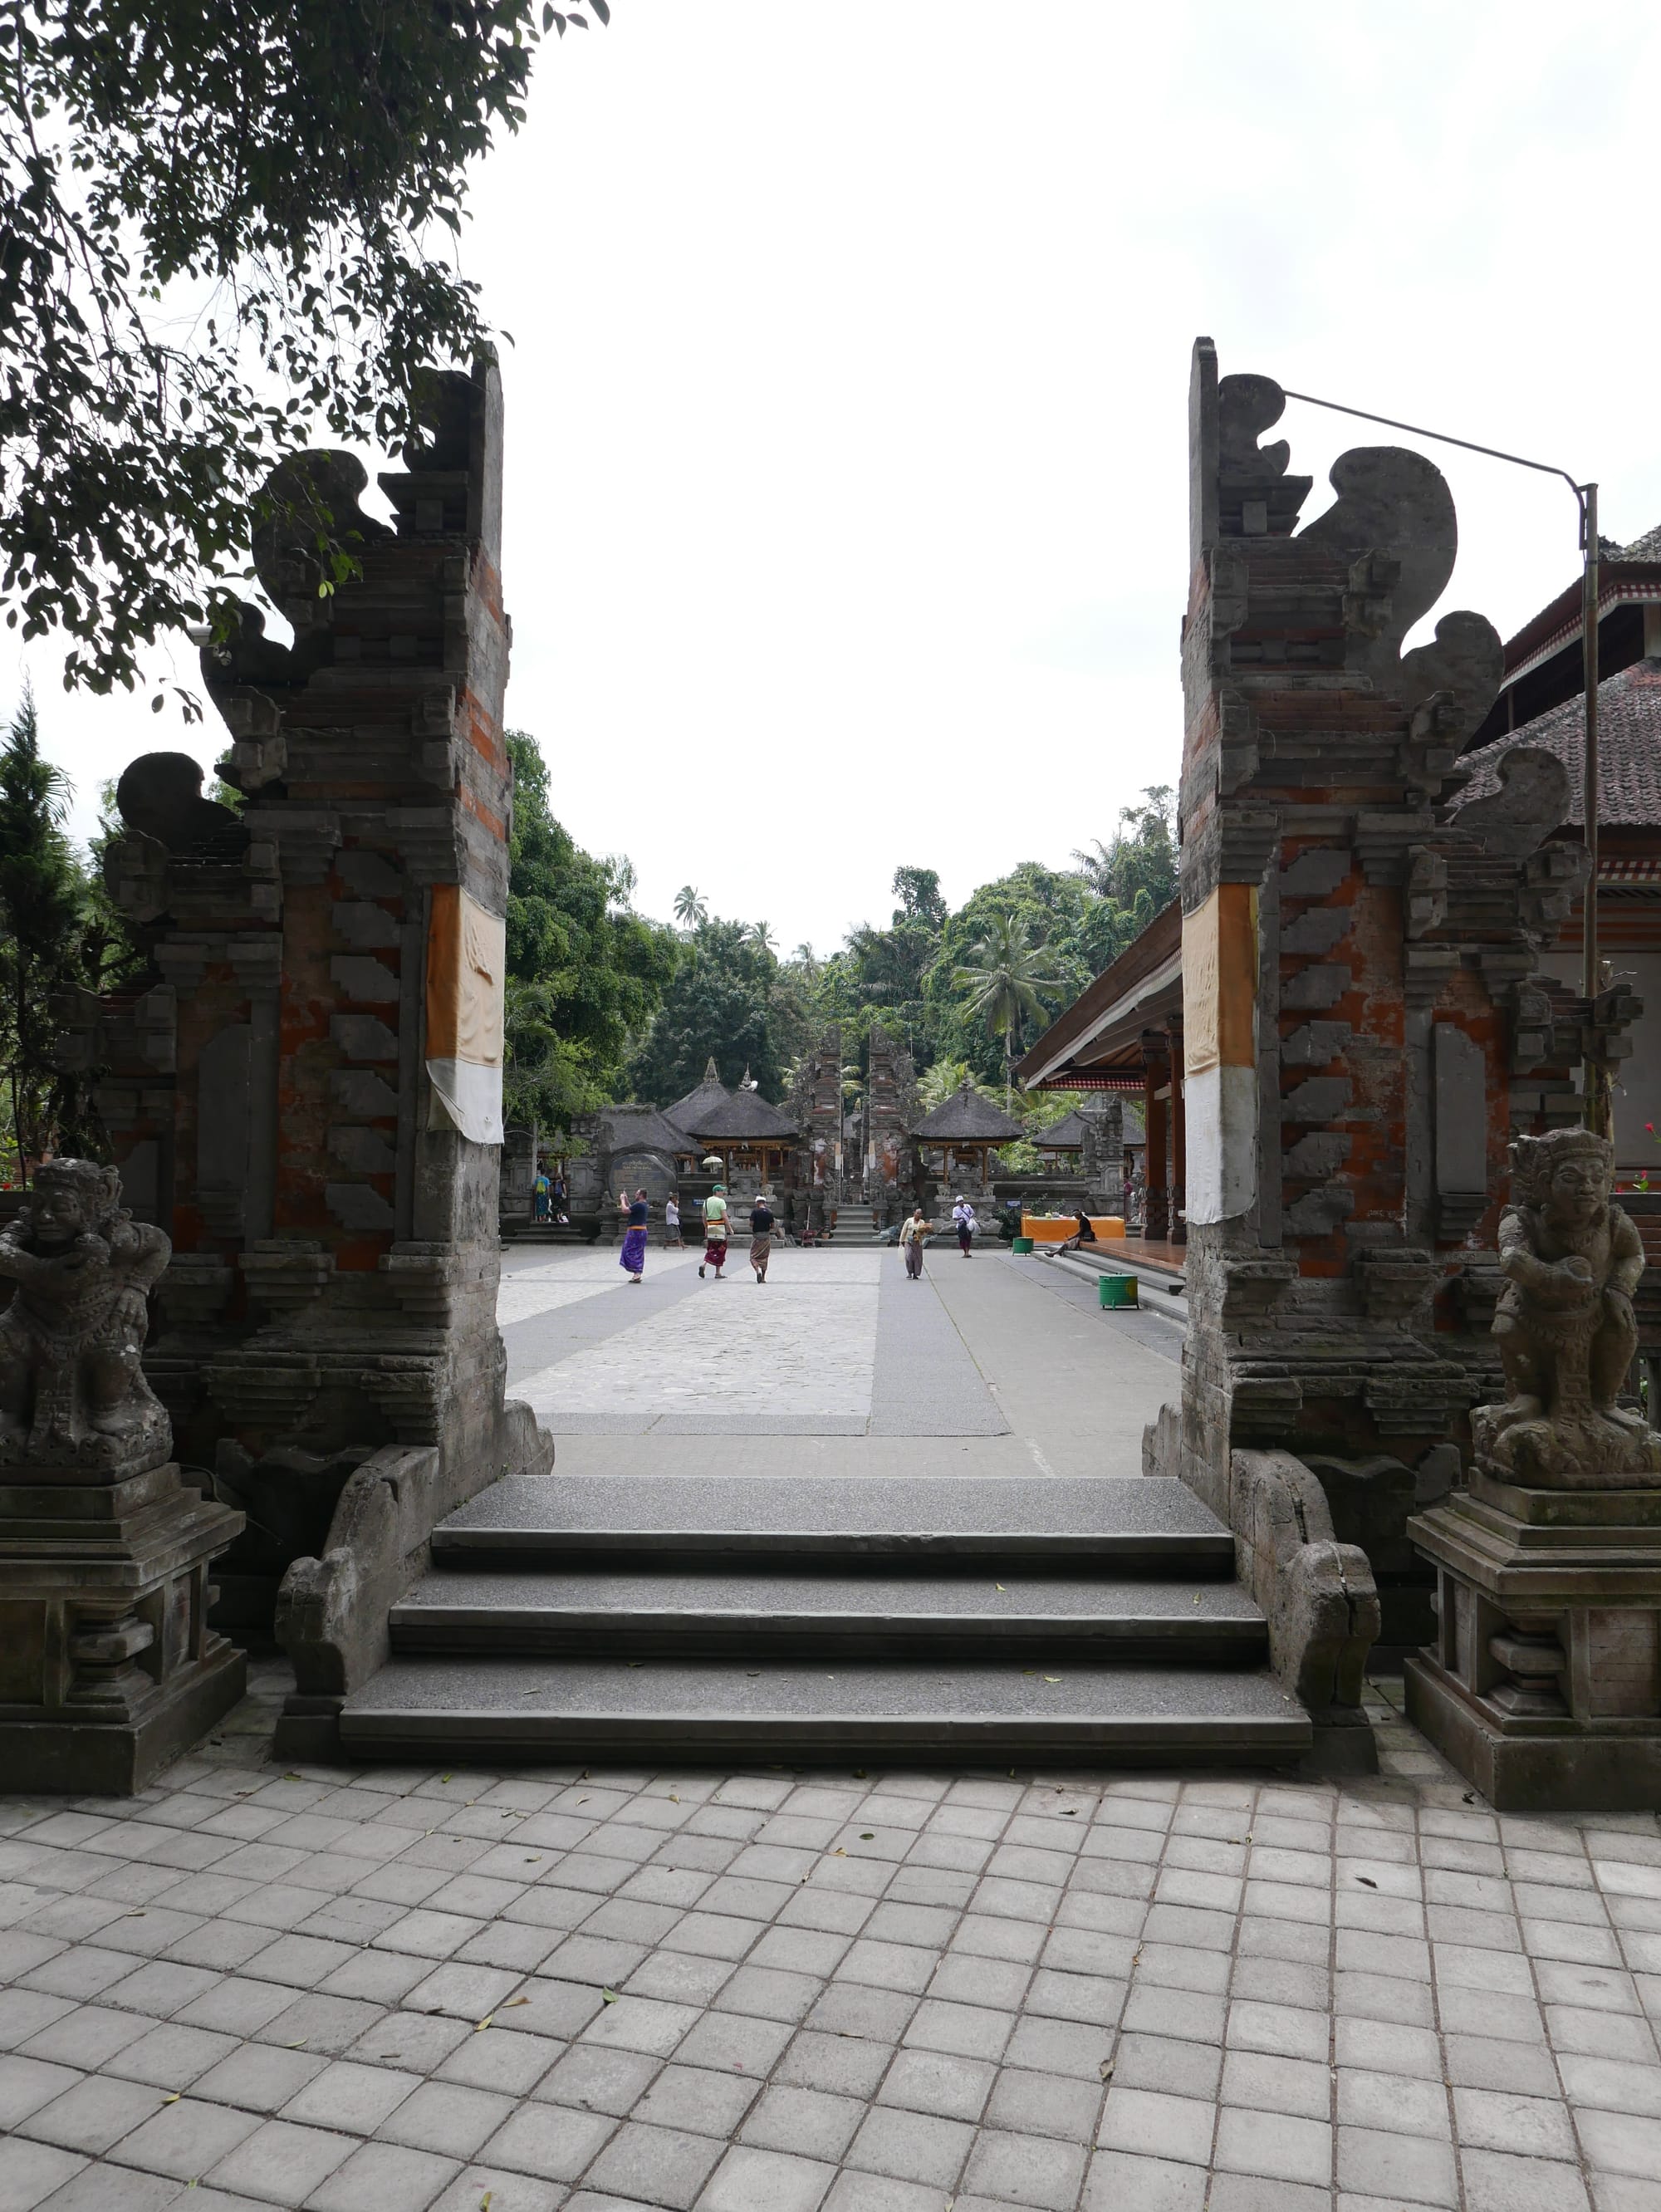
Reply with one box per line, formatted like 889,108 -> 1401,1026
1011,1236 -> 1034,1254
1098,1273 -> 1139,1309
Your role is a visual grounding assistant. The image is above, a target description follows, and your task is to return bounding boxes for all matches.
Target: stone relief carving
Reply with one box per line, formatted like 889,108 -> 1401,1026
0,1160 -> 171,1469
1474,1128 -> 1659,1487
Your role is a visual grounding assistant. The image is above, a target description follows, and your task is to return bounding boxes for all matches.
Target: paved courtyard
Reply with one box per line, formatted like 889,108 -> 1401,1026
1,1244 -> 1658,2212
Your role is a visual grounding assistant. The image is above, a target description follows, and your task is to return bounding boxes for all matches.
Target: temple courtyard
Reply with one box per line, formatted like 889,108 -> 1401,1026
1,1244 -> 1659,2212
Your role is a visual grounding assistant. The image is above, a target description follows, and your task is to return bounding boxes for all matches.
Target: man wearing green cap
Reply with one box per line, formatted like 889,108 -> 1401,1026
699,1184 -> 729,1279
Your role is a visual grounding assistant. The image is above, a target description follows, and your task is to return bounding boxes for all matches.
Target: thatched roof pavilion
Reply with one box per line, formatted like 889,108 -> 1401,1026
1031,1106 -> 1090,1153
907,1081 -> 1024,1188
664,1060 -> 799,1184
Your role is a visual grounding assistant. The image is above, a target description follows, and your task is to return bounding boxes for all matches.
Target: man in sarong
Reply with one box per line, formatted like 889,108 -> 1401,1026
699,1184 -> 729,1280
749,1193 -> 775,1283
619,1188 -> 649,1284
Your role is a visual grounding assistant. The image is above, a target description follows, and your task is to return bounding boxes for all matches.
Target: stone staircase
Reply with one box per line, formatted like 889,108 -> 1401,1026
338,1474 -> 1310,1767
824,1197 -> 888,1246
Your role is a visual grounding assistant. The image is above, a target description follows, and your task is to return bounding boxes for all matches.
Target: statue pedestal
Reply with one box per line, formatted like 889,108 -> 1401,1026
0,1459 -> 246,1793
1406,1469 -> 1661,1810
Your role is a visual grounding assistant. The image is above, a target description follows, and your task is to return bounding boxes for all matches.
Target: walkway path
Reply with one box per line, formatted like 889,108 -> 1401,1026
499,1239 -> 1178,1472
0,1246 -> 1655,2212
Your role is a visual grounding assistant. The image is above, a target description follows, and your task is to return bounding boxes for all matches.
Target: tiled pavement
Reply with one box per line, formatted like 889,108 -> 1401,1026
2,1667 -> 1659,2211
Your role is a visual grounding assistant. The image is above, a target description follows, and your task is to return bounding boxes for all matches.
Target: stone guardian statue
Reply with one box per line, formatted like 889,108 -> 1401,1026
0,1158 -> 172,1469
1472,1127 -> 1659,1488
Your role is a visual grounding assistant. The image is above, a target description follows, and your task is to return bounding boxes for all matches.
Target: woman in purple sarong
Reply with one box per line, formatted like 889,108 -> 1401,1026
620,1187 -> 650,1284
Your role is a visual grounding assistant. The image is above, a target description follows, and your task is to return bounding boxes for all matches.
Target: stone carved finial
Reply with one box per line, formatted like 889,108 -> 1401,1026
1446,743 -> 1570,859
0,1160 -> 172,1469
1473,1127 -> 1660,1488
1215,373 -> 1313,537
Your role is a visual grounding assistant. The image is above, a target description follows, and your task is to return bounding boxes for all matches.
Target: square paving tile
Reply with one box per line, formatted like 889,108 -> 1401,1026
204,2117 -> 356,2205
303,2139 -> 460,2212
963,2126 -> 1090,2209
584,2118 -> 726,2209
696,2143 -> 836,2211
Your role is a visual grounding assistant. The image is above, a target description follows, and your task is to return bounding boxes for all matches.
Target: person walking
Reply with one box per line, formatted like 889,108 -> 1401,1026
953,1194 -> 977,1258
619,1187 -> 649,1284
664,1193 -> 682,1248
532,1166 -> 550,1222
749,1192 -> 775,1283
899,1206 -> 927,1281
699,1184 -> 729,1279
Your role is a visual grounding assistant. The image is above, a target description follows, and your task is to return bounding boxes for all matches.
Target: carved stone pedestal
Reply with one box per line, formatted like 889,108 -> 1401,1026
0,1460 -> 245,1793
1406,1471 -> 1661,1810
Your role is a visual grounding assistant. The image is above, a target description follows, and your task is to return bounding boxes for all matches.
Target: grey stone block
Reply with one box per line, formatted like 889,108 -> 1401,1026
1281,1076 -> 1352,1122
330,1014 -> 398,1062
1283,1131 -> 1351,1178
1281,963 -> 1351,1010
1281,1020 -> 1353,1067
329,956 -> 399,1003
324,1180 -> 395,1231
327,1125 -> 399,1175
331,902 -> 401,949
1281,907 -> 1353,954
329,1070 -> 400,1117
1279,849 -> 1353,900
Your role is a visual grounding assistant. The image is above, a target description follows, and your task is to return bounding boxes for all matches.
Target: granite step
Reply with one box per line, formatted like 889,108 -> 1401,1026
431,1474 -> 1237,1573
390,1569 -> 1268,1661
338,1655 -> 1310,1763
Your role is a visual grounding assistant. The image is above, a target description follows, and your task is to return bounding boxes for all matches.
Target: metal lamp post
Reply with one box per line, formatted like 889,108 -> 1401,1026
1279,390 -> 1605,1134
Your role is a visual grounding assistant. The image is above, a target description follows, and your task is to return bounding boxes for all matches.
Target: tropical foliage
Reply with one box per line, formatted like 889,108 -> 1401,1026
625,916 -> 812,1106
950,911 -> 1066,1108
0,697 -> 142,1180
626,792 -> 1177,1115
1,0 -> 607,704
502,732 -> 677,1134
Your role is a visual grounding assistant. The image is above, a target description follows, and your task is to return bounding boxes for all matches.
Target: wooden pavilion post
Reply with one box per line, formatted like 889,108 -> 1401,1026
1142,1030 -> 1170,1241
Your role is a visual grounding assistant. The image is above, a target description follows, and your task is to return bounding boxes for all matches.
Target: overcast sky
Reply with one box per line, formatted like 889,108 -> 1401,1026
9,1 -> 1661,954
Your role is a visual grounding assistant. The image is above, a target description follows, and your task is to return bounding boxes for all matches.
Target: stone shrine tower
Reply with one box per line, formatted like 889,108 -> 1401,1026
68,359 -> 548,1758
1164,339 -> 1634,1674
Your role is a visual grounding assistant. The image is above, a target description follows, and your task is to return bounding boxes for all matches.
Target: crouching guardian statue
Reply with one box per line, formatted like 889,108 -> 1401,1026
0,1159 -> 172,1469
1473,1127 -> 1660,1488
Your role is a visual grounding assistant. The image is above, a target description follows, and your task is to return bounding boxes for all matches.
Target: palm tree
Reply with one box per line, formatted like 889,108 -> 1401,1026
951,910 -> 1065,1111
673,885 -> 708,929
1070,838 -> 1115,897
917,1057 -> 997,1111
747,918 -> 777,956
